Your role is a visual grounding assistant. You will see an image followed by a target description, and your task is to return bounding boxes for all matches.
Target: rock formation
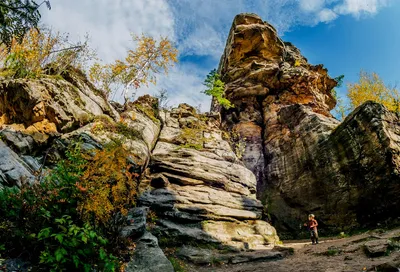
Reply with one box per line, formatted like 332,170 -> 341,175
0,67 -> 280,270
139,104 -> 278,250
2,12 -> 400,270
216,13 -> 400,237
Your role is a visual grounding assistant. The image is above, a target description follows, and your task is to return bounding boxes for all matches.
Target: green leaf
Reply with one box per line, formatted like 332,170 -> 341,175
55,218 -> 65,224
202,69 -> 233,110
99,248 -> 107,260
55,247 -> 67,262
89,230 -> 96,239
72,255 -> 80,268
84,263 -> 91,272
81,235 -> 88,244
38,227 -> 52,240
55,234 -> 63,244
98,236 -> 108,245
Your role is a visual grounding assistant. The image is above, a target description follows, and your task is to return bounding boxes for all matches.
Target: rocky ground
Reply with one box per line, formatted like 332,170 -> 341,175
182,228 -> 400,272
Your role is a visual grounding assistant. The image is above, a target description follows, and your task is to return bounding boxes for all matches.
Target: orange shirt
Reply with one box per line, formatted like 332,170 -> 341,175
308,219 -> 318,230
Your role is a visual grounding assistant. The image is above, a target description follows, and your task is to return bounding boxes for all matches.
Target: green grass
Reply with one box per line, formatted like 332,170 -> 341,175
168,257 -> 186,272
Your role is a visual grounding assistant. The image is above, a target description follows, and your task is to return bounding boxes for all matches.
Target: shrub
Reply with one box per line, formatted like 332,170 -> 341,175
0,27 -> 94,79
177,128 -> 205,150
89,35 -> 177,101
203,69 -> 233,110
38,215 -> 118,272
77,143 -> 138,223
347,71 -> 400,113
91,116 -> 142,140
0,141 -> 138,271
134,103 -> 159,123
168,257 -> 186,272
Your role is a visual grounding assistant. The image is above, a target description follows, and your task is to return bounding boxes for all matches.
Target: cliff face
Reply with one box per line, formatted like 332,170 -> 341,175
139,104 -> 278,250
0,68 -> 280,270
217,13 -> 400,236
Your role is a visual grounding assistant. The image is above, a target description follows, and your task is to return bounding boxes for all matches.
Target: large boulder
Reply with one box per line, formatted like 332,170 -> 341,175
216,13 -> 400,236
125,232 -> 174,272
139,104 -> 279,250
0,68 -> 119,141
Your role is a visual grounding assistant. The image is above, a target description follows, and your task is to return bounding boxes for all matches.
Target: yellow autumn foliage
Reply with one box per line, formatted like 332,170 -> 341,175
347,71 -> 400,113
89,34 -> 178,100
0,27 -> 94,79
77,144 -> 138,223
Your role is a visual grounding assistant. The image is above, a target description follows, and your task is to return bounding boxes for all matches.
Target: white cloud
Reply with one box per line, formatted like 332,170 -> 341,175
178,24 -> 225,58
318,8 -> 338,22
38,0 -> 392,111
134,64 -> 211,112
334,0 -> 390,16
40,0 -> 175,62
299,0 -> 326,12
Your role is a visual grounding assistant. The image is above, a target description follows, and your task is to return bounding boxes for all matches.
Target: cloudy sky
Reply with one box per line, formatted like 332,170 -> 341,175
40,0 -> 399,114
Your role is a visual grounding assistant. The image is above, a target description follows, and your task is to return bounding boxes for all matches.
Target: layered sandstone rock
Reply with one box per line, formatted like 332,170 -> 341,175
217,13 -> 400,236
60,95 -> 161,173
0,68 -> 119,143
0,64 -> 279,267
0,69 -> 120,187
139,104 -> 279,250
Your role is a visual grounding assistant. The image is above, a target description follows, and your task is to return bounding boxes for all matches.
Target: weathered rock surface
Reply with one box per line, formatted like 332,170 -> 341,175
139,104 -> 279,250
60,95 -> 161,173
0,69 -> 119,141
177,245 -> 284,265
0,140 -> 35,187
125,232 -> 174,272
363,239 -> 390,257
214,13 -> 337,196
120,207 -> 148,239
216,13 -> 400,236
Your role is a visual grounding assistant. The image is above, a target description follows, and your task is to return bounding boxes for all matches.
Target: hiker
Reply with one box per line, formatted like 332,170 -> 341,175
304,214 -> 319,245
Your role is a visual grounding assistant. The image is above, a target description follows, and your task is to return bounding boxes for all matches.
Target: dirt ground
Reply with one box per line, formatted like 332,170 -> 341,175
186,228 -> 400,272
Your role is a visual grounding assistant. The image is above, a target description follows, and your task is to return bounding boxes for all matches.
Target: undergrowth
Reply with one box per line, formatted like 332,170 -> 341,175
0,141 -> 139,271
91,115 -> 142,140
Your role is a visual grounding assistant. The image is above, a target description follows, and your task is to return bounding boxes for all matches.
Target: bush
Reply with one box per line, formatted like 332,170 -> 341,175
0,141 -> 138,271
347,71 -> 400,113
38,215 -> 118,272
177,128 -> 205,150
0,28 -> 94,79
203,69 -> 233,110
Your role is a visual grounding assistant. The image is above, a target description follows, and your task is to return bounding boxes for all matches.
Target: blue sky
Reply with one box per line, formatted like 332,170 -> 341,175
40,0 -> 398,116
283,2 -> 400,115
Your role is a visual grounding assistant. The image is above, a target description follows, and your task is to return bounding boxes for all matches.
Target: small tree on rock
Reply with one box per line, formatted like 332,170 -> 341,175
203,69 -> 233,110
89,35 -> 178,102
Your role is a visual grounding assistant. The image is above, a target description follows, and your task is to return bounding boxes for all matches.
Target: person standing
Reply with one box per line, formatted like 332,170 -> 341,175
304,214 -> 319,245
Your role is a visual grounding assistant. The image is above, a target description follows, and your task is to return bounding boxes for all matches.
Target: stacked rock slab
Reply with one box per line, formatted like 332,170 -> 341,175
216,13 -> 400,236
139,104 -> 279,250
0,69 -> 120,187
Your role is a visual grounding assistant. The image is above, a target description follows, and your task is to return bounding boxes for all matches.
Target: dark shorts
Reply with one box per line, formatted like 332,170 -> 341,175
310,229 -> 318,239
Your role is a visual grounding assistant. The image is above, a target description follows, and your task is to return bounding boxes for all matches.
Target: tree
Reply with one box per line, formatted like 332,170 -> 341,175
331,75 -> 348,120
334,75 -> 344,87
333,95 -> 349,121
203,69 -> 233,110
0,0 -> 51,48
347,71 -> 400,113
155,88 -> 169,109
89,35 -> 178,102
0,27 -> 94,78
